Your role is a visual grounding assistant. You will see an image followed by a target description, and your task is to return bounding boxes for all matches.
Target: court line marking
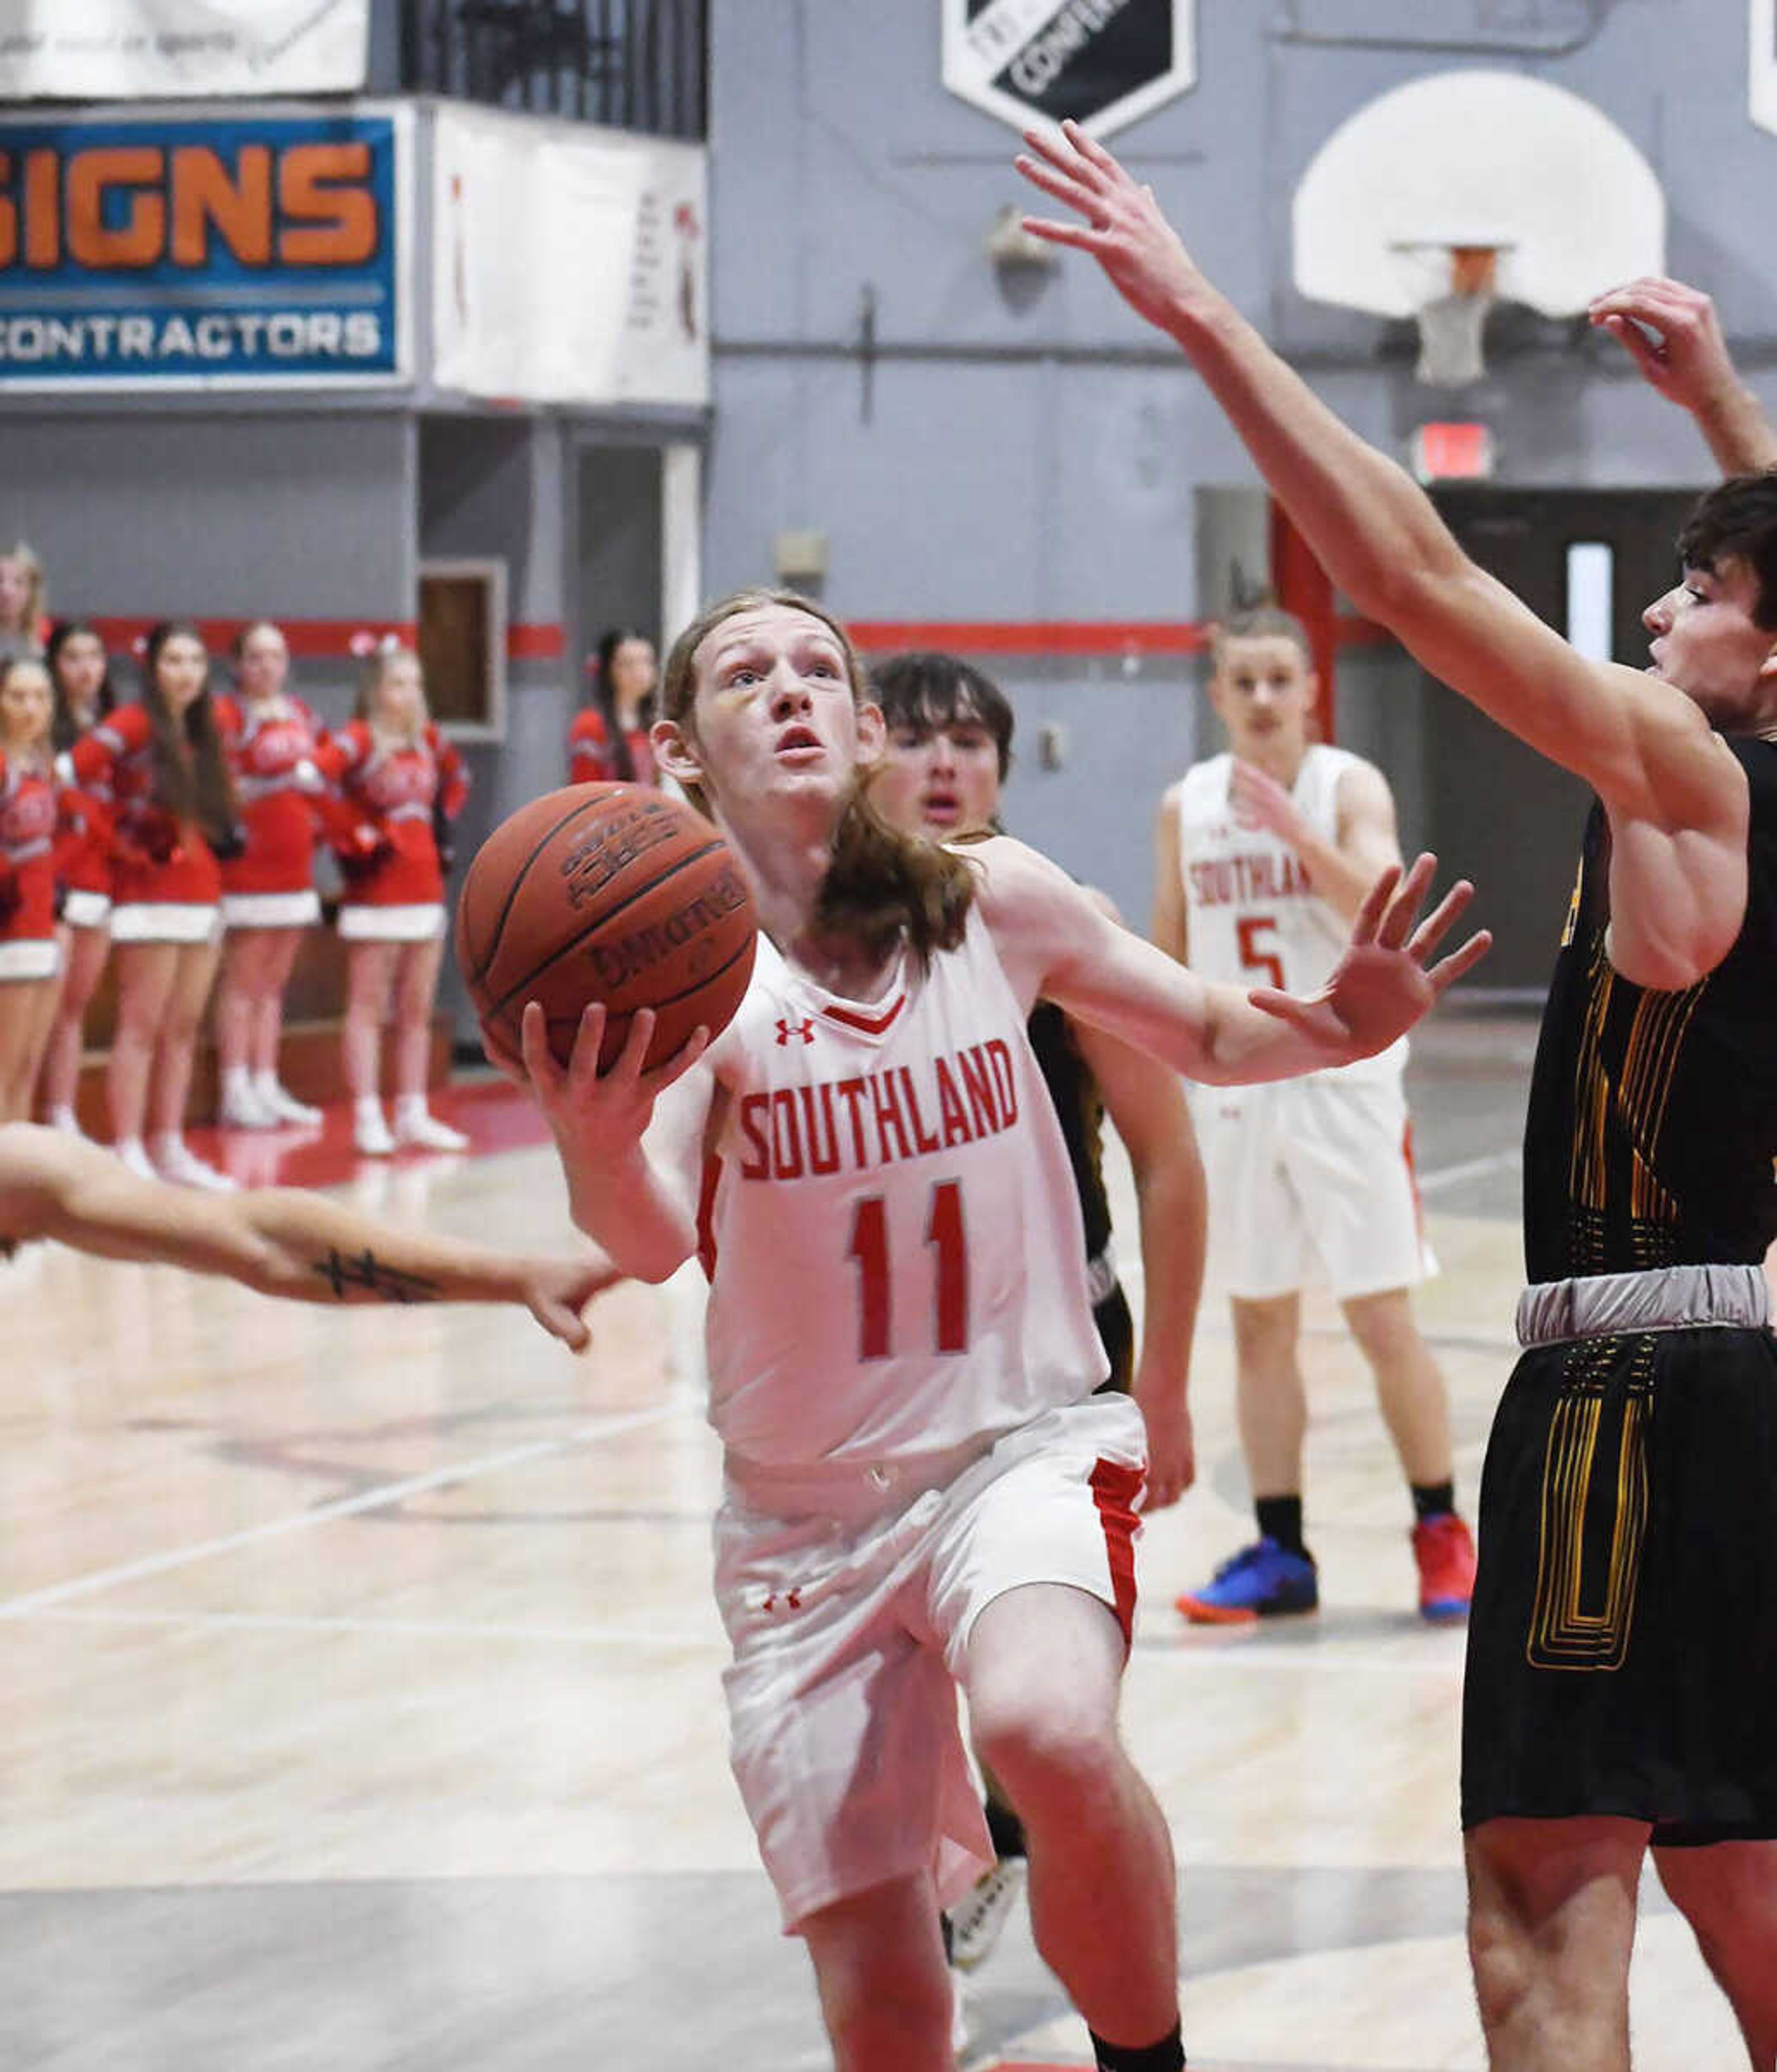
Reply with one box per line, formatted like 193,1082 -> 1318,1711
1416,1146 -> 1522,1194
0,1402 -> 685,1621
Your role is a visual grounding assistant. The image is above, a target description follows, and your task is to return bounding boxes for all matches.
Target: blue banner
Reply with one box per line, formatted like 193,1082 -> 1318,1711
0,107 -> 406,388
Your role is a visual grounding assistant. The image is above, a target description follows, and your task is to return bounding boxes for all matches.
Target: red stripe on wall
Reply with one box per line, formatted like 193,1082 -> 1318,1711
85,617 -> 566,663
1089,1456 -> 1145,1645
847,617 -> 1391,658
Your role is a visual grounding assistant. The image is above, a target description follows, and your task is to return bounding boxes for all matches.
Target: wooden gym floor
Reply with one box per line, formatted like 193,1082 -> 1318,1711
0,1007 -> 1748,2071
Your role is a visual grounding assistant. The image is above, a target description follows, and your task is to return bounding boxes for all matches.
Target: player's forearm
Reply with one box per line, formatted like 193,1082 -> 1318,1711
555,1139 -> 694,1282
1692,384 -> 1777,476
236,1191 -> 550,1308
1129,1154 -> 1204,1408
1159,292 -> 1468,630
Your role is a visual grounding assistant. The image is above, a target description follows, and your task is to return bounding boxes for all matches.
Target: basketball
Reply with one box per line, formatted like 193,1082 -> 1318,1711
455,783 -> 758,1070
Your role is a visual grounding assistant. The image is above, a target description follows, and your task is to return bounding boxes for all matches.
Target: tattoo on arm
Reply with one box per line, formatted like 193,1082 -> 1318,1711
310,1247 -> 444,1304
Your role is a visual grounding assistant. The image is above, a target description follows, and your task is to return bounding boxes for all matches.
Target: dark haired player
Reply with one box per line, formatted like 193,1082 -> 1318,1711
1019,124 -> 1777,2069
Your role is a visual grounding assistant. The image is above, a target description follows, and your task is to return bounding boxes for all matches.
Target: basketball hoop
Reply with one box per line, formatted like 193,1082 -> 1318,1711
1392,240 -> 1507,388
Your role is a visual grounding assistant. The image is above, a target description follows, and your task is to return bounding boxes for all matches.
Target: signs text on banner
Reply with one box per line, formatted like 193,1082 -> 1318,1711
943,0 -> 1196,139
0,1 -> 369,99
0,107 -> 409,389
431,104 -> 708,410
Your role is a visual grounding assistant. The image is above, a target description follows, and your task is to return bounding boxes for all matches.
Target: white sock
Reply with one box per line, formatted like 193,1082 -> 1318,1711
393,1093 -> 428,1125
47,1104 -> 79,1133
222,1066 -> 253,1104
356,1096 -> 385,1128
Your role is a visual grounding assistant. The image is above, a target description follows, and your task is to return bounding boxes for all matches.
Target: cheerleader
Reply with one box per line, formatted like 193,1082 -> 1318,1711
66,622 -> 238,1191
36,621 -> 115,1134
0,539 -> 48,654
315,643 -> 469,1157
567,627 -> 658,785
0,653 -> 65,1120
212,622 -> 324,1129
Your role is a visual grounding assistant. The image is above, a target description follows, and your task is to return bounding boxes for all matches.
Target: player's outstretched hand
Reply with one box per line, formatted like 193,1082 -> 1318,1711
1249,854 -> 1489,1061
1014,119 -> 1206,333
1229,759 -> 1303,841
521,1251 -> 624,1352
1587,278 -> 1740,414
484,1001 -> 709,1160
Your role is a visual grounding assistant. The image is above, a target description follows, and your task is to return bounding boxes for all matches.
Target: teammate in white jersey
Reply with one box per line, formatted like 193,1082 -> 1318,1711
493,590 -> 1485,2072
1154,606 -> 1478,1625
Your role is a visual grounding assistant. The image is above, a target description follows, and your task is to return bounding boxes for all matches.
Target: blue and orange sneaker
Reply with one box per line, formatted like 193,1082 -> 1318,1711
1175,1536 -> 1319,1624
1413,1512 -> 1477,1621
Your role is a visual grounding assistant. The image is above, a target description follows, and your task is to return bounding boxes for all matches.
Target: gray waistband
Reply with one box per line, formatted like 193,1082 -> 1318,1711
1516,1264 -> 1771,1349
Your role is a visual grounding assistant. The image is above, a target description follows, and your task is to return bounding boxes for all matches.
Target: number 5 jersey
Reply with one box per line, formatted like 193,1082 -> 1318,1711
1170,745 -> 1405,1086
699,910 -> 1108,1469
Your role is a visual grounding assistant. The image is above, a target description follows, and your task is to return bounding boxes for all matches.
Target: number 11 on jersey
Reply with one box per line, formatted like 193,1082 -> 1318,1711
848,1179 -> 971,1360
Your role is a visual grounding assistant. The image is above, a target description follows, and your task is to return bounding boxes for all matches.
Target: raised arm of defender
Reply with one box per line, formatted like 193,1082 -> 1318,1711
1016,123 -> 1753,989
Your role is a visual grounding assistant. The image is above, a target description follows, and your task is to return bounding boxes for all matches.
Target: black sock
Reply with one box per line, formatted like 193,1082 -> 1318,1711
984,1793 -> 1027,1861
1255,1493 -> 1307,1557
1411,1479 -> 1456,1522
1090,2022 -> 1185,2071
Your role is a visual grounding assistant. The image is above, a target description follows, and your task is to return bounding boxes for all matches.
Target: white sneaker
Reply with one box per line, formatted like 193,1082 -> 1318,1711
257,1079 -> 323,1127
219,1080 -> 277,1131
114,1137 -> 158,1182
151,1137 -> 238,1192
354,1104 -> 396,1157
392,1108 -> 469,1153
945,1857 -> 1026,1973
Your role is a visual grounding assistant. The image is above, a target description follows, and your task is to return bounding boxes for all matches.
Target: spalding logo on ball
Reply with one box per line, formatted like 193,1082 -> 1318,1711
456,784 -> 759,1068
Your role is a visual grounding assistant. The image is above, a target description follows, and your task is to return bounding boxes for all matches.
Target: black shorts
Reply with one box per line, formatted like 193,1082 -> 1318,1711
1461,1321 -> 1777,1840
1089,1280 -> 1135,1396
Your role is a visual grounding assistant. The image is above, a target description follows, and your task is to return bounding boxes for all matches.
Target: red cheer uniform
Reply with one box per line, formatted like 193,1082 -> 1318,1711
314,720 -> 468,942
0,750 -> 65,978
214,693 -> 323,926
567,707 -> 655,788
66,704 -> 222,943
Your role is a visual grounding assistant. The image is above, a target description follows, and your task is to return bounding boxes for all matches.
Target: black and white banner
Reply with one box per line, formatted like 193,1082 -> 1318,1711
0,1 -> 369,99
943,0 -> 1196,138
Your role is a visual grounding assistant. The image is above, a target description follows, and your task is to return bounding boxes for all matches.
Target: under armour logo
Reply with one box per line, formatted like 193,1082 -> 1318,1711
775,1017 -> 815,1046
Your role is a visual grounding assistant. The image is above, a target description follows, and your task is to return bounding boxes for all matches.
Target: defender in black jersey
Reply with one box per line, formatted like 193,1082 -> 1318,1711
870,649 -> 1206,1986
1019,117 -> 1777,2070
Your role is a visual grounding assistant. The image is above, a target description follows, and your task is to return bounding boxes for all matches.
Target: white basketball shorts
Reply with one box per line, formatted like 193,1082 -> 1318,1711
1191,1067 -> 1435,1302
715,1392 -> 1148,1933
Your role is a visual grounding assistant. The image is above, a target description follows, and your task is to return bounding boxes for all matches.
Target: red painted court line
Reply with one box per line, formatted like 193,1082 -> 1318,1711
182,1079 -> 550,1192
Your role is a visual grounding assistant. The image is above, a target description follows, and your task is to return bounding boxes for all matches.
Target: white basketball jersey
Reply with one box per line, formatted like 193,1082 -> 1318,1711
701,910 -> 1108,1469
1170,746 -> 1404,1084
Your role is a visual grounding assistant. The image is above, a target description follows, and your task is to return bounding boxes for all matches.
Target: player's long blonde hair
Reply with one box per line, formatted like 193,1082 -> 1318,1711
661,590 -> 975,968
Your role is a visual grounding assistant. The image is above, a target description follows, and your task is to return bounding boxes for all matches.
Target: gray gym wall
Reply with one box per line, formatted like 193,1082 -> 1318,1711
6,0 -> 1774,1018
703,0 -> 1771,958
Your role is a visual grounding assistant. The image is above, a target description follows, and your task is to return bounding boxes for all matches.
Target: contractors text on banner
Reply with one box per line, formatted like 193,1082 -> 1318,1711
432,103 -> 708,410
0,107 -> 409,388
0,1 -> 368,99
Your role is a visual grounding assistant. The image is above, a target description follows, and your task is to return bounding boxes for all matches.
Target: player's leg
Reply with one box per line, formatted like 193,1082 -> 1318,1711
107,940 -> 179,1172
253,926 -> 319,1123
1340,1284 -> 1476,1617
37,920 -> 107,1129
19,969 -> 63,1121
215,928 -> 275,1126
390,935 -> 466,1150
0,974 -> 47,1121
1175,1289 -> 1318,1621
1465,1816 -> 1644,2072
965,1579 -> 1181,2064
149,937 -> 230,1189
801,1873 -> 955,2072
342,938 -> 396,1153
1652,1838 -> 1777,2066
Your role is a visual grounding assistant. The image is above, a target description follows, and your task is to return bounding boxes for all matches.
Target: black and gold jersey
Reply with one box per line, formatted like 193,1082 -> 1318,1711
1523,738 -> 1777,1282
1027,1000 -> 1113,1266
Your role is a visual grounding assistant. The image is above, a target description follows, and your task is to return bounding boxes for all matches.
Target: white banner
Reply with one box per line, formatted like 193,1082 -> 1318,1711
432,105 -> 708,411
0,1 -> 368,99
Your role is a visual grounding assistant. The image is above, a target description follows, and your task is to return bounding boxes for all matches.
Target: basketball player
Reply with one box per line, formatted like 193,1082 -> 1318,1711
0,1119 -> 611,1344
491,589 -> 1484,2072
870,648 -> 1206,1979
1016,122 -> 1777,2072
1156,607 -> 1476,1624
